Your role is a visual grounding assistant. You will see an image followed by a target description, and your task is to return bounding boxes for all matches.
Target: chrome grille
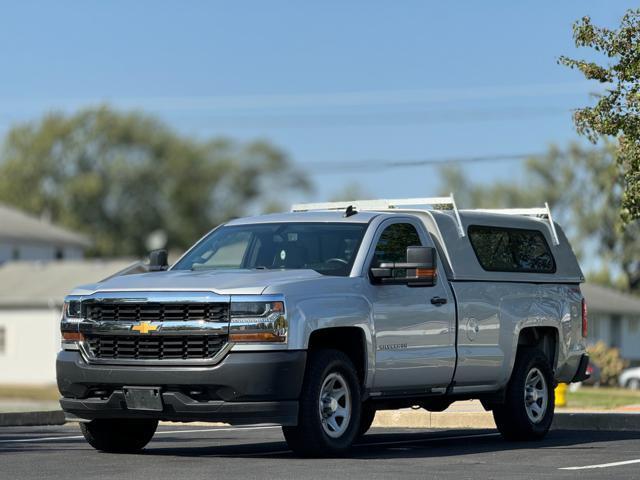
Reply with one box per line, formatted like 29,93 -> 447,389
85,334 -> 227,360
85,303 -> 229,323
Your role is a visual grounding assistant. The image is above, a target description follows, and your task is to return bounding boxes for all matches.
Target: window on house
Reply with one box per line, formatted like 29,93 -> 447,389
468,225 -> 556,273
12,247 -> 19,260
55,248 -> 64,260
0,327 -> 6,355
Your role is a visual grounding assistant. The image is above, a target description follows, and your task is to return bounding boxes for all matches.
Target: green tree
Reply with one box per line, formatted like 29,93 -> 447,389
0,106 -> 310,256
559,9 -> 640,222
438,143 -> 640,291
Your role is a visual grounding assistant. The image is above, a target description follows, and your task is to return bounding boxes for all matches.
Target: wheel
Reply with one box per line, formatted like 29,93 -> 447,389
628,378 -> 640,390
80,418 -> 158,453
358,402 -> 376,437
493,348 -> 555,441
283,349 -> 361,457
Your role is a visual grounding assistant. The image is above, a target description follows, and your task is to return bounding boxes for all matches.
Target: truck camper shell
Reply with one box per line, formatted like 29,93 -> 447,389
292,195 -> 584,284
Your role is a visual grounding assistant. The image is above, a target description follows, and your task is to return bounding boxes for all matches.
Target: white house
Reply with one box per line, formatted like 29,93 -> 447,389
0,260 -> 134,385
0,204 -> 90,263
582,283 -> 640,363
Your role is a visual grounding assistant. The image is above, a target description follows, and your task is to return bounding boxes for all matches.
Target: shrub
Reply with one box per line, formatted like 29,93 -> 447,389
587,341 -> 629,386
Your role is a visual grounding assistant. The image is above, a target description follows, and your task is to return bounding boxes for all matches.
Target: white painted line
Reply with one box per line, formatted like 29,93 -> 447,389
156,426 -> 280,436
0,434 -> 85,444
560,459 -> 640,471
0,425 -> 280,445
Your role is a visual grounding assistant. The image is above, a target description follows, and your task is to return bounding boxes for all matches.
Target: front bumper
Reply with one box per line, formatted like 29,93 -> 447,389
57,349 -> 306,425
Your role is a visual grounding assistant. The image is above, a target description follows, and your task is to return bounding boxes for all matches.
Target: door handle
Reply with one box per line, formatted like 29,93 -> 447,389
430,296 -> 447,306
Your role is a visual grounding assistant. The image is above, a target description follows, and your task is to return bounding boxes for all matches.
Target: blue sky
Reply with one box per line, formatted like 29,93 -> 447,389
0,1 -> 635,204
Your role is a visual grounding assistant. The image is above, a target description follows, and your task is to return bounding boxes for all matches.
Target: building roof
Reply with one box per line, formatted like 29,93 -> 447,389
0,204 -> 90,248
0,260 -> 136,308
581,283 -> 640,316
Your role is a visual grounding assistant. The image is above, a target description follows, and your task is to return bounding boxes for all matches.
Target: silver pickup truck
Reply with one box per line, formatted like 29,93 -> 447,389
57,196 -> 589,456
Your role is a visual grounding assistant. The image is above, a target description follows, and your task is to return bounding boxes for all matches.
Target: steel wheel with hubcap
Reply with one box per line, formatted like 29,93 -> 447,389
493,348 -> 555,441
319,372 -> 352,438
283,349 -> 361,457
524,367 -> 548,423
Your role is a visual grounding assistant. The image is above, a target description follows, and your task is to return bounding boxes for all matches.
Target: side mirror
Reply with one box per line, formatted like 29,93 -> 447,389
149,249 -> 169,272
370,246 -> 437,287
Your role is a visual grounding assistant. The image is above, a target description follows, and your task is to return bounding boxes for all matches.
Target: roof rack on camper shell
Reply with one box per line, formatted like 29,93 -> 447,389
291,194 -> 560,246
291,194 -> 466,238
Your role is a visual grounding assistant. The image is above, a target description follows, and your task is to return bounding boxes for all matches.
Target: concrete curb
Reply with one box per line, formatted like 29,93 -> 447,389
372,409 -> 640,431
0,411 -> 66,427
554,412 -> 640,431
1,409 -> 640,431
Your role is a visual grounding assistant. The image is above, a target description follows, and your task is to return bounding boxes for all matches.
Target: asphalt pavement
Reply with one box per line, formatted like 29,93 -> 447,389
1,424 -> 640,479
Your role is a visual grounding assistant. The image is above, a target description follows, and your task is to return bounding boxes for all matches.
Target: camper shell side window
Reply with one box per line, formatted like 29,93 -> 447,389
467,225 -> 556,274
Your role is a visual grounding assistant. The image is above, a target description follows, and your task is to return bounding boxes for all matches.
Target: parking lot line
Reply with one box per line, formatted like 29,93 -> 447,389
560,459 -> 640,471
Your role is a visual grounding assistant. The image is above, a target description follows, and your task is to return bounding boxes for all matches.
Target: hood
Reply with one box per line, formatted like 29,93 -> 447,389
70,268 -> 326,296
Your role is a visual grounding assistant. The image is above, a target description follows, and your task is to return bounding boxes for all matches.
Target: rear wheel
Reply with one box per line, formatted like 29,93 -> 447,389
80,418 -> 158,453
493,348 -> 555,441
283,349 -> 361,457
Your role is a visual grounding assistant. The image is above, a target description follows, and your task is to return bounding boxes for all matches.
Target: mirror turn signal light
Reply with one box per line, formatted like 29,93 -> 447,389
415,268 -> 436,278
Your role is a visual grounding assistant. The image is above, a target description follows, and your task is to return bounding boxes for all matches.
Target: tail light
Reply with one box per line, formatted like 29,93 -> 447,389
581,298 -> 588,337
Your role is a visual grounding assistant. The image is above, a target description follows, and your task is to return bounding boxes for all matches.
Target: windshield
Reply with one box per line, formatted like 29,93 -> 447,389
172,222 -> 368,277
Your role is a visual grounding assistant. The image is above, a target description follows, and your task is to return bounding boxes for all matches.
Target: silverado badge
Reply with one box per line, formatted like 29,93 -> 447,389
131,321 -> 158,334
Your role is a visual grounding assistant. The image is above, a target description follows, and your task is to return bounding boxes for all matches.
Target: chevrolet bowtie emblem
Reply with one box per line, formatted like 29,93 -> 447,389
131,321 -> 158,334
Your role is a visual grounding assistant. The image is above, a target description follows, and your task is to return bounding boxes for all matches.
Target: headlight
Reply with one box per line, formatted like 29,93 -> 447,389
63,300 -> 82,319
229,300 -> 287,343
61,298 -> 83,351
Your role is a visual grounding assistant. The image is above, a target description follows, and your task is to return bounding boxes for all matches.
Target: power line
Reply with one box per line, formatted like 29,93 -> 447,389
180,106 -> 570,130
304,152 -> 542,174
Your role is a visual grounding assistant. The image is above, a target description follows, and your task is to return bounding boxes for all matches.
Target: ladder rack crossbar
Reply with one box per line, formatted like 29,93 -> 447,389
291,194 -> 466,238
291,196 -> 454,212
473,203 -> 559,245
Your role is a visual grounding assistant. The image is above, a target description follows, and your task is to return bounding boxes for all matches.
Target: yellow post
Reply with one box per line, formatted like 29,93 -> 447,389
555,383 -> 567,407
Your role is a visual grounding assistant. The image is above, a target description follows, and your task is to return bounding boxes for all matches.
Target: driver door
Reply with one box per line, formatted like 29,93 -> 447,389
365,219 -> 456,392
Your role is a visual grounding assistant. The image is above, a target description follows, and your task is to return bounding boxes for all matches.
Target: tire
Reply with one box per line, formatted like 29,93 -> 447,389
283,349 -> 362,457
493,348 -> 555,441
80,418 -> 158,453
358,402 -> 376,437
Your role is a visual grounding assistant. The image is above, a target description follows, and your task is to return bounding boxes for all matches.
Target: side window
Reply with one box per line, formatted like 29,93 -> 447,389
372,223 -> 423,266
468,225 -> 555,273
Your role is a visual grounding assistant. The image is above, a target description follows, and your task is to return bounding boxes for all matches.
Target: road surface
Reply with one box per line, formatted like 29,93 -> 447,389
2,424 -> 640,479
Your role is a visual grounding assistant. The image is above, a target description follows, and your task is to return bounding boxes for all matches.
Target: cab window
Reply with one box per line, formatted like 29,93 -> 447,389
372,223 -> 423,266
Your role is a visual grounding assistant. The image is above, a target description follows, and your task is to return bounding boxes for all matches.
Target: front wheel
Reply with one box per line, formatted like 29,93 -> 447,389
493,348 -> 555,441
80,418 -> 158,453
283,349 -> 361,457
